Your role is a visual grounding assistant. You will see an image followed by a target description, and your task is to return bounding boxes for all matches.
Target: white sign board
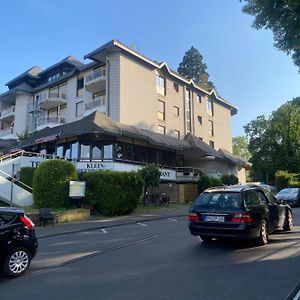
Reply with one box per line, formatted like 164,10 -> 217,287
69,181 -> 86,198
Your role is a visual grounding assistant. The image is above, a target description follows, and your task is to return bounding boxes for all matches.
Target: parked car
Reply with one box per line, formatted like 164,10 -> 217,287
276,188 -> 300,207
188,185 -> 293,245
0,207 -> 38,277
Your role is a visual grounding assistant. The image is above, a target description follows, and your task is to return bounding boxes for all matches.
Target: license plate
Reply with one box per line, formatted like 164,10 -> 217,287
204,215 -> 225,222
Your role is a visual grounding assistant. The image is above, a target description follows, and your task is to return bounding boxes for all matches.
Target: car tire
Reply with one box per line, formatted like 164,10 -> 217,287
257,220 -> 268,246
200,235 -> 213,242
3,247 -> 31,278
283,210 -> 293,231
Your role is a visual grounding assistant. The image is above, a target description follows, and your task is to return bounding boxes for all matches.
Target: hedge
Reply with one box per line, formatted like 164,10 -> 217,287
275,170 -> 300,191
81,170 -> 144,216
221,174 -> 239,185
33,160 -> 78,208
198,175 -> 223,193
20,167 -> 36,188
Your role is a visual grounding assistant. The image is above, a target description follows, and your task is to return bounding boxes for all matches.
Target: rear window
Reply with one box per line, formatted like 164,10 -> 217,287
193,192 -> 243,209
0,213 -> 17,226
278,188 -> 299,196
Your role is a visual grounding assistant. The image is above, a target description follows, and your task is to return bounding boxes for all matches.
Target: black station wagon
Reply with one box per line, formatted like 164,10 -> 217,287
0,207 -> 38,277
188,185 -> 293,245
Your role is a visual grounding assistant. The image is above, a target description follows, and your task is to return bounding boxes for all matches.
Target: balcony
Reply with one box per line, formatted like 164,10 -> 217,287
176,167 -> 203,182
38,93 -> 67,110
0,127 -> 13,139
0,106 -> 15,120
36,116 -> 66,130
85,69 -> 106,93
84,96 -> 106,115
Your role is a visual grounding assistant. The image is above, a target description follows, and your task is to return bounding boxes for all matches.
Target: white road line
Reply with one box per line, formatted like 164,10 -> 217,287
101,228 -> 108,234
293,289 -> 300,300
137,223 -> 147,227
167,218 -> 178,222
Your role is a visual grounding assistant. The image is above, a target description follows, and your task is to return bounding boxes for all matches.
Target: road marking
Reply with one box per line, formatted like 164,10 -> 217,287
137,222 -> 147,227
167,218 -> 178,222
101,228 -> 108,234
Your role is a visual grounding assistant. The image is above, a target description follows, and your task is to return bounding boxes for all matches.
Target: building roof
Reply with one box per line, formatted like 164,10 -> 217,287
85,39 -> 238,115
218,148 -> 251,168
0,139 -> 18,151
19,111 -> 219,157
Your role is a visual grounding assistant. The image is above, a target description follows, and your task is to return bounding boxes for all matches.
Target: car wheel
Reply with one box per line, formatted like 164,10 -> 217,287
200,235 -> 213,242
283,210 -> 293,231
257,220 -> 268,246
3,247 -> 31,277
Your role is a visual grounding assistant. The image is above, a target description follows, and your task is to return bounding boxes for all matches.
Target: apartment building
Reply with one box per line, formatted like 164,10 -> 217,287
0,40 -> 248,190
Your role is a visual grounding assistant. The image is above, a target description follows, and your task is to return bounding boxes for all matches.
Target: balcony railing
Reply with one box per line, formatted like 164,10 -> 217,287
36,116 -> 66,127
39,92 -> 67,102
85,69 -> 106,84
0,105 -> 15,118
0,127 -> 13,137
37,93 -> 67,110
85,96 -> 106,111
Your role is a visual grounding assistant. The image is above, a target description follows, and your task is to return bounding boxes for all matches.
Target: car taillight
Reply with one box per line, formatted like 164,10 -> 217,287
20,215 -> 35,230
231,213 -> 252,224
188,213 -> 200,222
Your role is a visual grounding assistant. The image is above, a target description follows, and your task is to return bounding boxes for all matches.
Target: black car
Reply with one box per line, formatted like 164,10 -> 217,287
188,185 -> 293,245
276,188 -> 300,207
0,207 -> 38,277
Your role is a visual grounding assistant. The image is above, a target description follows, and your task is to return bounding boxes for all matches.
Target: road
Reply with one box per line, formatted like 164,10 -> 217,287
0,208 -> 300,300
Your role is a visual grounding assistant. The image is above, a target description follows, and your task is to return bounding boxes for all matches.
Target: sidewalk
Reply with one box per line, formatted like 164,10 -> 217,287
35,205 -> 190,239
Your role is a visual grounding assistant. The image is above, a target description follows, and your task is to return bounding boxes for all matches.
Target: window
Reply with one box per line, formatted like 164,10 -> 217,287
158,100 -> 165,120
245,191 -> 260,207
71,142 -> 79,160
92,146 -> 102,160
173,82 -> 179,92
197,94 -> 202,103
185,88 -> 191,132
80,144 -> 91,160
209,140 -> 215,148
77,77 -> 84,97
207,98 -> 214,116
174,130 -> 180,138
56,145 -> 64,157
158,125 -> 166,135
197,116 -> 203,124
174,106 -> 179,116
103,144 -> 113,161
208,120 -> 214,136
156,74 -> 165,95
76,102 -> 84,117
115,143 -> 123,160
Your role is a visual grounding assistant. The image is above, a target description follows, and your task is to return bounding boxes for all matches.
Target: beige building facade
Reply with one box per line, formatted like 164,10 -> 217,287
0,39 -> 247,183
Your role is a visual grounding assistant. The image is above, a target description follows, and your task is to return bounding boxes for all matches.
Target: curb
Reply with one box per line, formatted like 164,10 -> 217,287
37,213 -> 187,239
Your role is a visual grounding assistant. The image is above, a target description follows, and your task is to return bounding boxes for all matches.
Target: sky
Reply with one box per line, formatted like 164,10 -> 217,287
0,0 -> 299,137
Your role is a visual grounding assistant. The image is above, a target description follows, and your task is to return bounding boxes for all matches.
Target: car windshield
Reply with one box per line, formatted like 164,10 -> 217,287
193,192 -> 243,210
278,188 -> 298,195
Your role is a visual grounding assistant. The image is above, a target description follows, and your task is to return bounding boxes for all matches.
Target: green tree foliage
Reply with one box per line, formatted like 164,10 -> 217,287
138,164 -> 161,202
221,174 -> 239,185
232,136 -> 251,161
177,46 -> 215,91
82,170 -> 144,216
33,160 -> 78,208
20,167 -> 36,188
241,0 -> 300,70
244,98 -> 300,183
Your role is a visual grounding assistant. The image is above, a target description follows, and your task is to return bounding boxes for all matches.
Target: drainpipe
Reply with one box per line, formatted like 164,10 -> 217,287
105,52 -> 110,117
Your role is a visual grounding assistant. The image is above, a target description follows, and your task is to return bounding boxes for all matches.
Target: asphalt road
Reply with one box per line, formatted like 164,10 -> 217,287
1,208 -> 300,300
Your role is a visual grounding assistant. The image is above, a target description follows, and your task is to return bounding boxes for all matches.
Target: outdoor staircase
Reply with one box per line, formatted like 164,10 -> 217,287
0,151 -> 50,207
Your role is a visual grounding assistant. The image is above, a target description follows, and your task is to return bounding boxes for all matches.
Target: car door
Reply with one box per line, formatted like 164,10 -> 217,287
0,212 -> 18,257
263,191 -> 284,230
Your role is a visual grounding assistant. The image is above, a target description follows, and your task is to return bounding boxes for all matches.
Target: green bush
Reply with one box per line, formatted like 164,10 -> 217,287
198,175 -> 223,193
20,167 -> 36,188
82,170 -> 144,216
221,174 -> 239,185
275,170 -> 300,190
33,160 -> 78,208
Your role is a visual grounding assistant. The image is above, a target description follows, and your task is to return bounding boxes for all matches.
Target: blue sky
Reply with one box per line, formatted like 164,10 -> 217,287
0,0 -> 299,136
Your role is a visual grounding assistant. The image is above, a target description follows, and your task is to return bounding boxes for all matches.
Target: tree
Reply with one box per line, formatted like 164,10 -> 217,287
138,164 -> 161,205
177,46 -> 215,91
244,99 -> 300,183
241,0 -> 300,70
232,136 -> 251,161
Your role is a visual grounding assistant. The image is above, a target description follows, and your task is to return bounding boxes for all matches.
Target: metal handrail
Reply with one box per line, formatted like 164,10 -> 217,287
0,169 -> 33,193
0,150 -> 25,164
0,105 -> 15,117
85,69 -> 106,83
39,93 -> 67,102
